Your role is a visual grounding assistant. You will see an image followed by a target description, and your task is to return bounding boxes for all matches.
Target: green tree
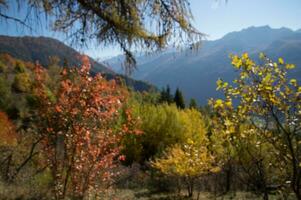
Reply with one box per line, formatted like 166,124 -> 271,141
14,60 -> 26,73
12,72 -> 31,93
128,103 -> 186,164
189,98 -> 198,109
0,60 -> 7,73
122,102 -> 214,167
174,88 -> 185,109
0,76 -> 11,110
159,85 -> 173,104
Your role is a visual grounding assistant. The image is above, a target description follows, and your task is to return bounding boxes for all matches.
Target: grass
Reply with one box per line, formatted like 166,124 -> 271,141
0,180 -> 296,200
98,189 -> 296,200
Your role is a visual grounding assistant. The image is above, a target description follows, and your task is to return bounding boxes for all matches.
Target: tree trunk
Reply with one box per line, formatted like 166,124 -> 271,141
263,191 -> 269,200
293,186 -> 301,200
291,164 -> 301,200
225,162 -> 232,193
186,177 -> 194,198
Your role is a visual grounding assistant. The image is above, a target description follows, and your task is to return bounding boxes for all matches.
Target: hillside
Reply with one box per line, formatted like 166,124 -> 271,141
0,35 -> 155,92
107,26 -> 301,104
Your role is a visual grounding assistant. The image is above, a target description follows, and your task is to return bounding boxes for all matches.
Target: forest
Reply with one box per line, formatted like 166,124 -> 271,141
0,0 -> 300,200
0,52 -> 300,200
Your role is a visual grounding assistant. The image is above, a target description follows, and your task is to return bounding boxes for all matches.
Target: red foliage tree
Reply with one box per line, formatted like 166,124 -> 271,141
34,56 -> 134,199
0,112 -> 17,181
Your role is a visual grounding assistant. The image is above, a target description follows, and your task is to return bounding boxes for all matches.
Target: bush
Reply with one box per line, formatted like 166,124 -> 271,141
0,76 -> 11,109
147,170 -> 179,193
5,106 -> 19,120
14,61 -> 26,73
0,61 -> 7,73
12,73 -> 31,93
26,94 -> 40,109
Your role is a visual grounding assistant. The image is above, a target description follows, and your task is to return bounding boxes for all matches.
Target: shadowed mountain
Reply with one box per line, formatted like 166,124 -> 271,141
0,35 -> 155,92
107,26 -> 301,104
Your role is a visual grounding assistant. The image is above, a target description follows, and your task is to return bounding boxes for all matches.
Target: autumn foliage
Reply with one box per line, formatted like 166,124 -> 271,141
34,55 -> 133,199
0,52 -> 301,199
151,110 -> 219,197
0,112 -> 17,147
210,53 -> 301,199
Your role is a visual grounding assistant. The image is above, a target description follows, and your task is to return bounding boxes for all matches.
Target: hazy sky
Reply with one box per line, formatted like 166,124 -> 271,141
0,0 -> 300,60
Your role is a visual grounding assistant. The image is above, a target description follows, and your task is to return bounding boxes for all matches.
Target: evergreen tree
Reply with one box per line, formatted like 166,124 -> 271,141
189,98 -> 198,109
159,87 -> 167,103
159,85 -> 173,104
165,85 -> 173,104
174,88 -> 185,109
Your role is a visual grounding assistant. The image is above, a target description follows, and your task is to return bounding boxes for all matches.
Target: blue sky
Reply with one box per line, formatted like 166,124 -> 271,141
189,0 -> 301,39
0,0 -> 300,60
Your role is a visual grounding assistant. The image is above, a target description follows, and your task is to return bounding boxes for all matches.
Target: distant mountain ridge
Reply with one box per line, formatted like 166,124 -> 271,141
107,26 -> 301,105
0,35 -> 155,92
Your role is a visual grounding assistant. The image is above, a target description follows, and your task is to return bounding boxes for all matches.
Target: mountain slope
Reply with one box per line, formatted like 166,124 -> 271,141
107,26 -> 301,104
0,35 -> 112,74
0,35 -> 155,92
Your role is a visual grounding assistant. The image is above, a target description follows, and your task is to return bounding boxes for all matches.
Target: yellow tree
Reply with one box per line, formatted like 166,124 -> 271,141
152,109 -> 219,198
210,53 -> 301,199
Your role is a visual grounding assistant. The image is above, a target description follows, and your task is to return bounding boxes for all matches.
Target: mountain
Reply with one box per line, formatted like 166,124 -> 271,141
0,35 -> 155,92
107,26 -> 301,105
0,35 -> 113,74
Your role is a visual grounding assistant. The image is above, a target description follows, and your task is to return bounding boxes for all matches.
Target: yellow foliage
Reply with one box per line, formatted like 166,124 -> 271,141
152,142 -> 218,178
210,53 -> 301,192
231,55 -> 242,69
152,111 -> 219,178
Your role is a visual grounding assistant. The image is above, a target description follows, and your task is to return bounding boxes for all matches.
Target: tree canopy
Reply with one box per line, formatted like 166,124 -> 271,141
0,0 -> 202,72
210,53 -> 301,199
174,88 -> 185,109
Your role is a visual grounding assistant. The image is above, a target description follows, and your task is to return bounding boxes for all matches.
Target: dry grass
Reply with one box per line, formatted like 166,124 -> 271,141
97,189 -> 296,200
0,181 -> 296,200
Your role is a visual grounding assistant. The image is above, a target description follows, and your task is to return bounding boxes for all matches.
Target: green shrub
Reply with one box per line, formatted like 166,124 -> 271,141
12,73 -> 31,93
0,76 -> 11,109
14,61 -> 26,73
26,94 -> 40,108
5,106 -> 19,120
0,61 -> 7,73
